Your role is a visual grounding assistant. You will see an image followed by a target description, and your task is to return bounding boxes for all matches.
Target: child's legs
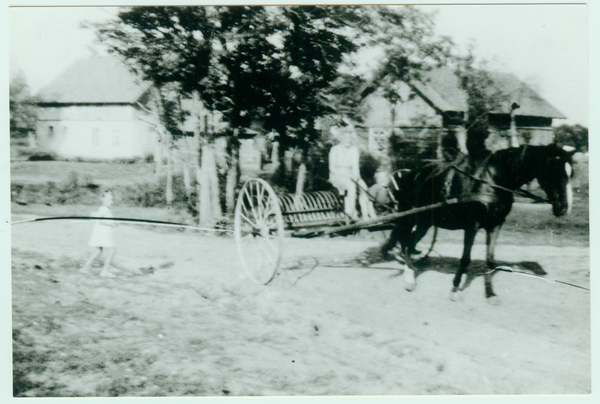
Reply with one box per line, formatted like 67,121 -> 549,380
344,180 -> 357,217
105,249 -> 143,275
102,247 -> 116,271
357,180 -> 376,219
81,247 -> 102,272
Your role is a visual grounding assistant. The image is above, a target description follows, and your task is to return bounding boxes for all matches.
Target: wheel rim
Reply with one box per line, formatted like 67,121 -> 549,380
234,179 -> 284,284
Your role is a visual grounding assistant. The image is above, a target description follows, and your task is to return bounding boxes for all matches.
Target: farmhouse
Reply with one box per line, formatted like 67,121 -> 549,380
35,57 -> 156,160
356,67 -> 566,161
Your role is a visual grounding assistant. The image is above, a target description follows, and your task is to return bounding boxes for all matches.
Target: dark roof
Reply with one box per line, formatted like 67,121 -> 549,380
36,57 -> 151,104
411,67 -> 566,119
411,67 -> 469,113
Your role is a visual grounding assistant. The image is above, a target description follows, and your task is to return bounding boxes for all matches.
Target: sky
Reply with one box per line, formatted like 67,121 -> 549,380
7,2 -> 590,127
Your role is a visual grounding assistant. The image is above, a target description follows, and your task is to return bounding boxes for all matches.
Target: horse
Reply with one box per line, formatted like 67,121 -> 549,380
382,143 -> 575,303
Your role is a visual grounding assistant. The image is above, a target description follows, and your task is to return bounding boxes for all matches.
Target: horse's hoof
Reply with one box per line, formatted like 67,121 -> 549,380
405,281 -> 416,292
381,252 -> 394,262
486,295 -> 501,306
450,289 -> 463,302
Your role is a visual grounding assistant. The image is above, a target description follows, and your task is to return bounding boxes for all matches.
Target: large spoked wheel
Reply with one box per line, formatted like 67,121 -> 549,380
234,179 -> 285,285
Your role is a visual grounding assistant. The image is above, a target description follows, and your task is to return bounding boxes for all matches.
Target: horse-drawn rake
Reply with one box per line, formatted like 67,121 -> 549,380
234,178 -> 441,285
234,144 -> 584,300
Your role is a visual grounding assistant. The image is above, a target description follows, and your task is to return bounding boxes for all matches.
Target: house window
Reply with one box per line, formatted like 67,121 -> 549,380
92,128 -> 100,146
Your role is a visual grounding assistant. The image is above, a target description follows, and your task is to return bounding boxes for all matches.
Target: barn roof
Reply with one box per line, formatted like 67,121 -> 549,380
412,67 -> 566,119
36,57 -> 151,104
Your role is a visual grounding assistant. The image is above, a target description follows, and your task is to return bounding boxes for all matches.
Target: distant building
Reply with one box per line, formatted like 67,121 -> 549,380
35,57 -> 156,160
357,67 -> 566,161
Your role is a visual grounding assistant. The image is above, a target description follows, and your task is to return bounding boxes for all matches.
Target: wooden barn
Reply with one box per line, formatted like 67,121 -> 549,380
356,67 -> 566,164
35,57 -> 156,160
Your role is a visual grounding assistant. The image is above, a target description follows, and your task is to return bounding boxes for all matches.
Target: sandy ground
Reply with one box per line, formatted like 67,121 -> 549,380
11,214 -> 590,397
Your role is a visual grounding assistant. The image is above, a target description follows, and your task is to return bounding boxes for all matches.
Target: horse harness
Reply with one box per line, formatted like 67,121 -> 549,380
443,150 -> 550,205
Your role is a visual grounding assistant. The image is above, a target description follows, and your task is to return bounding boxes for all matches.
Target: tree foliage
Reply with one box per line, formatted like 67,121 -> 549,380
88,5 -> 455,197
371,6 -> 453,82
454,47 -> 507,159
554,124 -> 588,153
10,71 -> 38,135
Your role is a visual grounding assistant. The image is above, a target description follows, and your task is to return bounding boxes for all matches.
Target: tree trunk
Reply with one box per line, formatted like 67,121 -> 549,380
165,132 -> 174,207
198,157 -> 211,226
182,157 -> 192,198
206,144 -> 222,220
295,162 -> 307,195
271,141 -> 280,170
198,143 -> 222,225
155,130 -> 164,175
225,147 -> 239,215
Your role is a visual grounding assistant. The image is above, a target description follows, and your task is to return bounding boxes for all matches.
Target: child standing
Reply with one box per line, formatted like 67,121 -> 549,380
80,189 -> 141,277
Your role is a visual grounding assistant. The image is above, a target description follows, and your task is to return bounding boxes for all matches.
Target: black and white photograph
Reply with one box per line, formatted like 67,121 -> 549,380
6,0 -> 594,398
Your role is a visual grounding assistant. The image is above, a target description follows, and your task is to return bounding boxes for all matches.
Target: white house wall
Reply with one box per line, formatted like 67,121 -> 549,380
36,105 -> 155,159
362,82 -> 443,128
485,127 -> 554,152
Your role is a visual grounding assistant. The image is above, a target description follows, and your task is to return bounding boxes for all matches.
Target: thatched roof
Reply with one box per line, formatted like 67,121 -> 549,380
412,67 -> 566,119
36,57 -> 151,104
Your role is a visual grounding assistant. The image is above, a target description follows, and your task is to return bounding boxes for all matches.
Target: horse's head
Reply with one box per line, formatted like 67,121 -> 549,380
535,144 -> 576,217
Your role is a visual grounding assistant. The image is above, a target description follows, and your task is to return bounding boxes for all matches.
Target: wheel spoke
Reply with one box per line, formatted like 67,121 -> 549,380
235,179 -> 283,285
244,186 -> 259,222
239,212 -> 259,229
258,182 -> 266,206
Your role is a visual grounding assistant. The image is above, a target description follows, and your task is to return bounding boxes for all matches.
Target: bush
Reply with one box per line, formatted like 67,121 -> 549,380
113,157 -> 144,165
27,153 -> 55,161
119,174 -> 192,209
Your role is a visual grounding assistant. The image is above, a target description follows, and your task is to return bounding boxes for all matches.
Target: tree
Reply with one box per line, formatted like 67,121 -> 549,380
271,6 -> 367,193
356,6 -> 454,170
454,47 -> 508,161
89,6 -> 227,223
10,71 -> 38,137
554,124 -> 588,153
89,5 -> 454,208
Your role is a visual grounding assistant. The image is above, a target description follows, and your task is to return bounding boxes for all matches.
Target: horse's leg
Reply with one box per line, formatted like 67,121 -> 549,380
451,226 -> 478,301
484,224 -> 503,301
402,244 -> 416,291
402,220 -> 431,291
381,224 -> 400,260
381,220 -> 410,260
409,220 -> 431,255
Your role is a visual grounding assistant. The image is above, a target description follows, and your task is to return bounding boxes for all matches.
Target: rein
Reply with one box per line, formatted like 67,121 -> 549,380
483,266 -> 589,291
450,165 -> 551,204
11,216 -> 234,233
447,147 -> 551,204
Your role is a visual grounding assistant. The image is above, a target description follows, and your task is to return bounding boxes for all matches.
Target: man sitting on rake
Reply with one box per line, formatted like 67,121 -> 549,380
329,124 -> 377,222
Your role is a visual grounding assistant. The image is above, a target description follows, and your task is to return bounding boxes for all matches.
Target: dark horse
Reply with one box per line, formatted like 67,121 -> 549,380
382,144 -> 575,302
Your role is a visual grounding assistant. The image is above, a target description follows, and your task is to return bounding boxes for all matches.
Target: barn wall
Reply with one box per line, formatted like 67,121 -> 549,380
36,105 -> 155,159
361,83 -> 443,128
485,127 -> 554,152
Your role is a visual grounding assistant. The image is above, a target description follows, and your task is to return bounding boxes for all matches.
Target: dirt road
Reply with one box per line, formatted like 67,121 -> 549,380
11,216 -> 590,396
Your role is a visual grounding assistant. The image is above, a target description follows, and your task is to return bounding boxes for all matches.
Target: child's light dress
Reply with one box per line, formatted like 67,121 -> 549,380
88,205 -> 114,248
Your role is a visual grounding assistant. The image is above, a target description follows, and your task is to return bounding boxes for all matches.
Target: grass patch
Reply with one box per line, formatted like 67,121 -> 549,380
11,160 -> 156,186
12,329 -> 51,397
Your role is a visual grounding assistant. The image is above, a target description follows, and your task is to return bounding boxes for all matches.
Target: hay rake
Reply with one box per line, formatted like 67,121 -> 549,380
234,178 -> 465,285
